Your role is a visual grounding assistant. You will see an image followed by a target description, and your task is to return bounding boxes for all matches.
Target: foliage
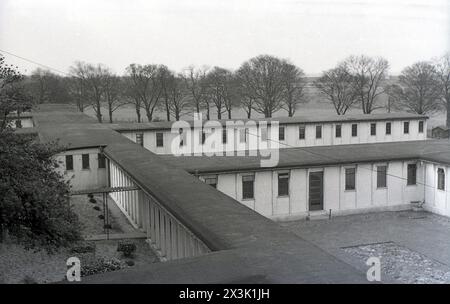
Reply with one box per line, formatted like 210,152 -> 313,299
117,240 -> 137,257
70,242 -> 96,254
387,61 -> 442,115
0,131 -> 82,253
80,257 -> 123,277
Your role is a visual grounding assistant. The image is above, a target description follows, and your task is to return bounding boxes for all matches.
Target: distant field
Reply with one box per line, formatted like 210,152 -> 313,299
84,88 -> 446,129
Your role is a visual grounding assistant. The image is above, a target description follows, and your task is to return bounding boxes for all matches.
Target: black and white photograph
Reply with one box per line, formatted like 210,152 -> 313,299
0,0 -> 450,291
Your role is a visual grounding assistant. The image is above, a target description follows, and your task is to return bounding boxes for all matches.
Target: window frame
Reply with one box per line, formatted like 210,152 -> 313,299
242,174 -> 255,200
370,123 -> 376,136
385,122 -> 391,135
82,154 -> 90,170
404,121 -> 410,134
376,165 -> 387,188
277,172 -> 290,197
136,132 -> 144,146
65,154 -> 73,171
204,176 -> 218,189
345,167 -> 356,191
98,153 -> 106,169
316,125 -> 322,139
299,125 -> 306,140
279,126 -> 285,141
351,124 -> 358,137
222,128 -> 227,144
418,121 -> 424,133
156,132 -> 164,147
407,163 -> 417,185
335,124 -> 342,138
437,168 -> 445,191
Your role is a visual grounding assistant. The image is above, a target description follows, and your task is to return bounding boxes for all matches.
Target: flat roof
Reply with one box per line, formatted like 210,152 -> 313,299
33,103 -> 366,283
159,140 -> 450,174
111,112 -> 428,132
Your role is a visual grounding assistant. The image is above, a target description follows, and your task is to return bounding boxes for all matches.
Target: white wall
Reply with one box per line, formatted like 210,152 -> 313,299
120,118 -> 427,155
423,163 -> 450,217
199,160 -> 430,221
56,148 -> 107,191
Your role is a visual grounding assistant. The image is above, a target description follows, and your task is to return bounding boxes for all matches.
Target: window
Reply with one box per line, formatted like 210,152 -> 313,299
299,125 -> 306,139
419,121 -> 424,133
82,154 -> 90,170
65,155 -> 73,171
136,133 -> 144,146
335,124 -> 342,138
438,168 -> 445,190
386,122 -> 391,135
351,124 -> 358,137
279,126 -> 285,141
204,176 -> 218,189
98,153 -> 106,169
407,163 -> 417,185
316,125 -> 322,139
222,128 -> 227,144
377,165 -> 387,188
278,172 -> 289,196
156,132 -> 164,147
242,175 -> 255,199
404,122 -> 409,134
370,123 -> 376,136
345,168 -> 356,190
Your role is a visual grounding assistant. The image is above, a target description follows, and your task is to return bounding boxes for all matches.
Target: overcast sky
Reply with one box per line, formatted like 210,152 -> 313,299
0,0 -> 448,76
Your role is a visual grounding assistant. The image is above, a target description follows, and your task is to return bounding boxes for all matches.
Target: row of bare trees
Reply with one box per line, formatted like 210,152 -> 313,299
19,53 -> 450,125
314,54 -> 450,121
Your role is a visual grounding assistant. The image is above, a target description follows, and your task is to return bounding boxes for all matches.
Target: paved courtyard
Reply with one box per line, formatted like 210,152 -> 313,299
281,210 -> 450,283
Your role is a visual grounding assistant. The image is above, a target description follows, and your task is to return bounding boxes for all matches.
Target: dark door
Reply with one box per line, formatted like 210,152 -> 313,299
309,171 -> 323,211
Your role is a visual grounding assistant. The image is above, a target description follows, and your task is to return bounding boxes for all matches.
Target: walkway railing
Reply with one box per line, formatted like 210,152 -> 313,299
108,159 -> 210,261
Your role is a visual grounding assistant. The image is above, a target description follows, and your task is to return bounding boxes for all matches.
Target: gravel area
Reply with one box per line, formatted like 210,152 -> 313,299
343,242 -> 450,284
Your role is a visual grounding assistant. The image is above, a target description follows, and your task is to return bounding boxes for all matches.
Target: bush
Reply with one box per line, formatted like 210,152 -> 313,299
103,224 -> 112,229
80,257 -> 123,277
87,193 -> 94,199
125,260 -> 135,266
98,214 -> 104,220
93,206 -> 101,211
117,241 -> 137,258
70,242 -> 95,254
21,275 -> 38,284
89,198 -> 97,204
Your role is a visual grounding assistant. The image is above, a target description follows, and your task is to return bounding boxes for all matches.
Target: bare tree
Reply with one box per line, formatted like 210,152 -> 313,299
205,67 -> 229,119
69,62 -> 109,122
125,64 -> 162,122
434,53 -> 450,126
344,55 -> 389,114
387,61 -> 442,115
159,65 -> 172,121
281,61 -> 306,116
122,76 -> 143,122
103,72 -> 127,123
314,64 -> 358,115
68,61 -> 89,112
236,55 -> 288,118
182,66 -> 209,117
166,75 -> 191,121
26,68 -> 71,105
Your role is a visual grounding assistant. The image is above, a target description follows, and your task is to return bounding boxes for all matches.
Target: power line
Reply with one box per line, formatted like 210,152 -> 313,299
245,129 -> 443,193
0,48 -> 74,77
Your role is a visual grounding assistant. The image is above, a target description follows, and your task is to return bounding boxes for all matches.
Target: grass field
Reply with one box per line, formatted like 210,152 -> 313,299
84,89 -> 447,130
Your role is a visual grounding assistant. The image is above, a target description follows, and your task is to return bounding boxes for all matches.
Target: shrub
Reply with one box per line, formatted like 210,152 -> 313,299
98,214 -> 104,220
117,241 -> 137,258
87,193 -> 94,199
103,224 -> 112,229
93,206 -> 101,211
125,260 -> 135,266
80,257 -> 123,277
89,198 -> 97,204
21,275 -> 38,284
70,242 -> 95,254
